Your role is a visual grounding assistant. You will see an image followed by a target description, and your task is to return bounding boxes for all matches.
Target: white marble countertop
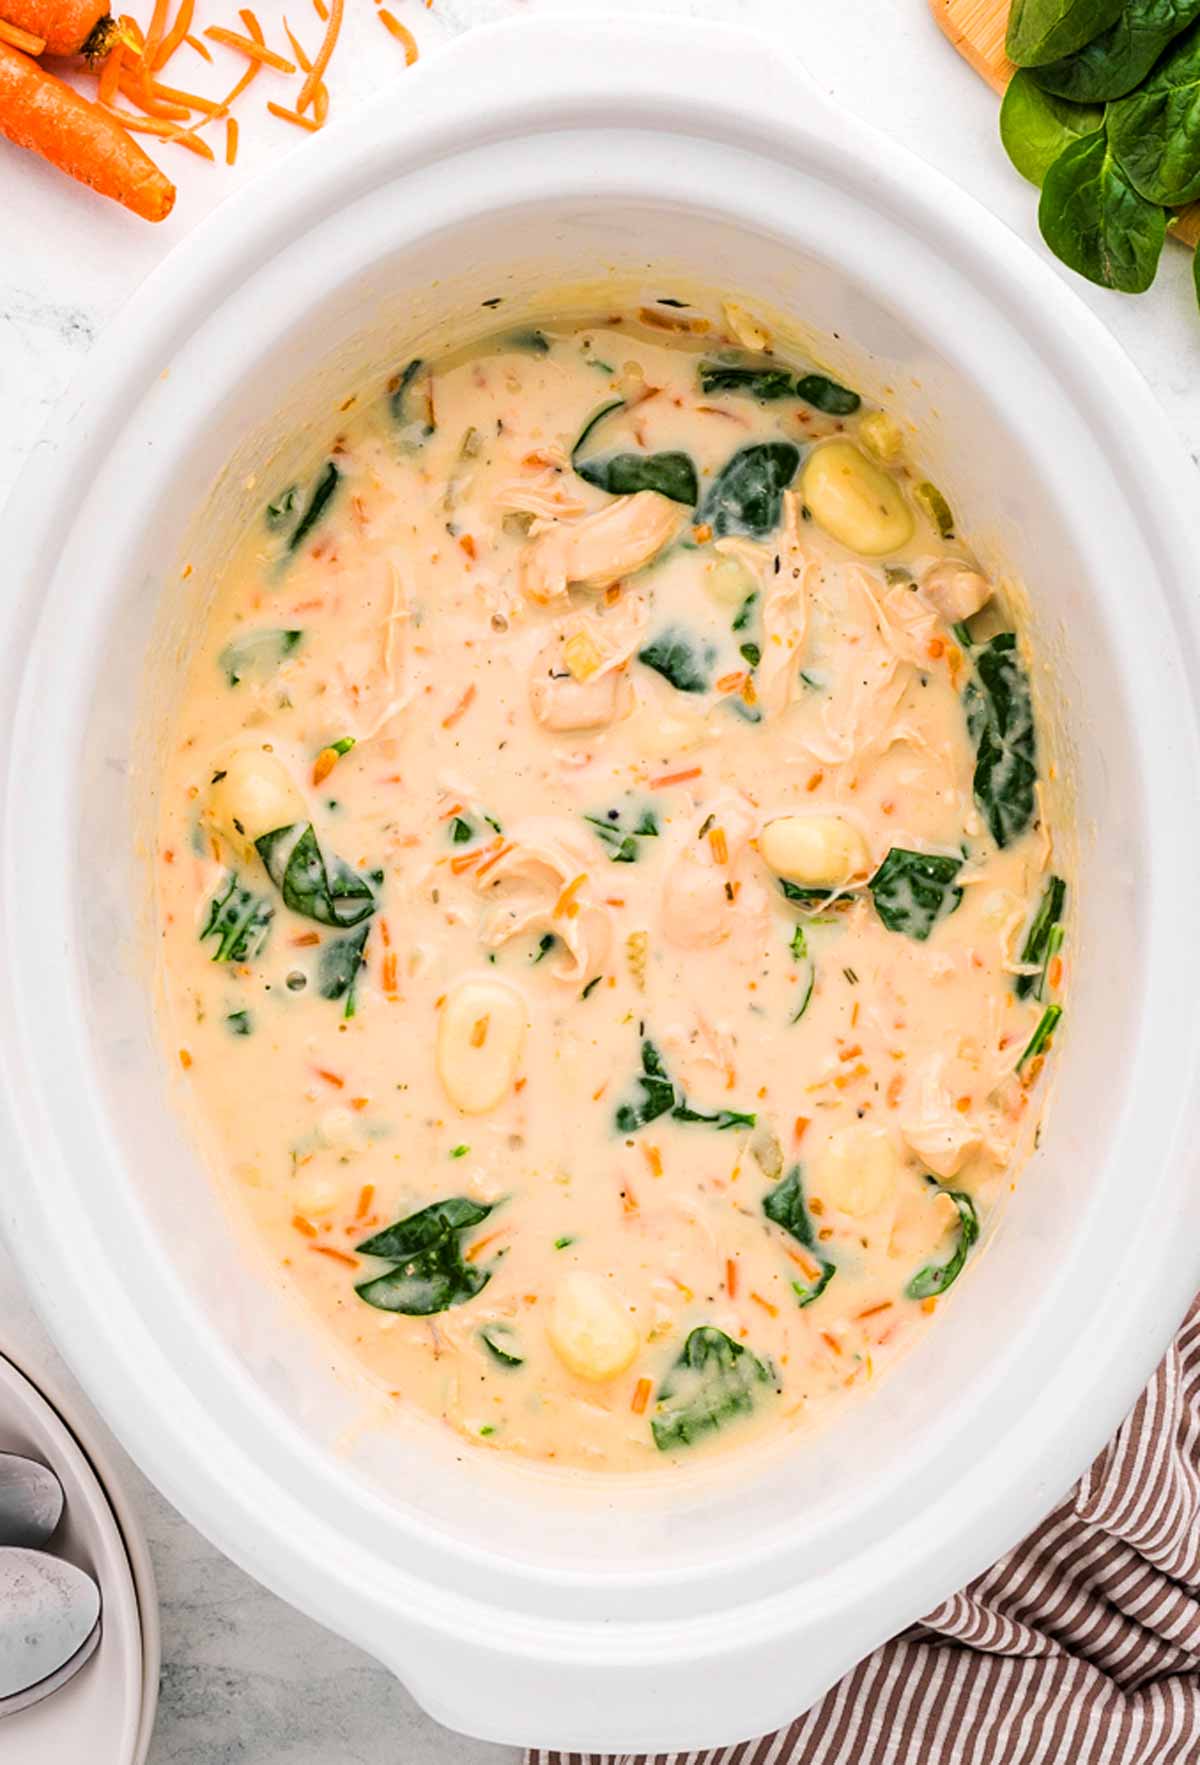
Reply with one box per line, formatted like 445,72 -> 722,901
1,2 -> 1197,1758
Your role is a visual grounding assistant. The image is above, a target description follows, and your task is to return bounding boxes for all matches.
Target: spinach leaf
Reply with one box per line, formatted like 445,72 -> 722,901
614,1039 -> 677,1131
265,486 -> 297,529
287,460 -> 341,553
480,1325 -> 524,1367
450,816 -> 475,844
318,924 -> 370,1017
1033,0 -> 1200,101
219,628 -> 303,688
731,591 -> 758,632
388,357 -> 430,428
614,1039 -> 756,1135
1108,18 -> 1200,202
795,373 -> 861,415
964,633 -> 1040,848
1039,126 -> 1166,290
200,874 -> 274,962
637,626 -> 714,693
225,1009 -> 253,1037
255,823 -> 376,928
1003,67 -> 1106,182
763,1167 -> 835,1305
697,442 -> 802,538
571,399 -> 699,506
906,1182 -> 979,1300
699,364 -> 796,400
869,848 -> 964,941
651,1326 -> 773,1451
355,1197 -> 493,1315
1007,0 -> 1126,64
778,878 -> 843,908
1019,1002 -> 1064,1067
1016,875 -> 1067,999
584,804 -> 659,864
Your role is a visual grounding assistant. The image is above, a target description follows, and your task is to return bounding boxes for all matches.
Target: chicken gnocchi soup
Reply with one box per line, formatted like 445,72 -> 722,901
156,302 -> 1066,1471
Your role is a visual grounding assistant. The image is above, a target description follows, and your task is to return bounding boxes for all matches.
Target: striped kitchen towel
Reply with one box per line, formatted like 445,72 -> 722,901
530,1297 -> 1200,1765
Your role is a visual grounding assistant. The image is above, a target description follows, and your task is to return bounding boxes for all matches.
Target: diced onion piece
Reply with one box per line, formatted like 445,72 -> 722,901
208,747 -> 306,864
859,411 -> 905,465
721,300 -> 771,352
436,977 -> 527,1115
547,1272 -> 639,1382
801,441 -> 914,556
759,814 -> 869,889
812,1125 -> 898,1219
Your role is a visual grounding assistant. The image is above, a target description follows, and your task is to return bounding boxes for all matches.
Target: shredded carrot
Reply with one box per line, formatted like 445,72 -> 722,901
857,1301 -> 893,1321
631,1377 -> 652,1416
292,1213 -> 318,1238
692,522 -> 713,544
205,25 -> 295,70
178,1047 -> 192,1068
311,1245 -> 358,1268
442,683 -> 477,728
806,770 -> 824,792
282,15 -> 312,68
886,1072 -> 904,1109
449,848 -> 483,876
290,931 -> 321,947
152,78 -> 223,114
225,115 -> 238,162
465,1230 -> 505,1264
312,745 -> 342,785
314,1067 -> 344,1088
350,1096 -> 369,1112
118,69 -> 189,117
469,1014 -> 490,1049
378,7 -> 418,61
154,0 -> 194,67
642,1143 -> 663,1177
458,533 -> 477,561
838,1043 -> 863,1062
921,1297 -> 937,1315
621,1184 -> 639,1214
355,1184 -> 375,1219
750,1291 -> 779,1318
1048,955 -> 1063,990
926,637 -> 945,660
793,1115 -> 810,1142
183,31 -> 210,58
313,78 -> 328,124
312,0 -> 327,16
141,0 -> 170,78
474,840 -> 514,880
554,872 -> 587,919
725,1257 -> 738,1298
714,671 -> 746,694
708,826 -> 728,865
0,18 -> 45,51
381,951 -> 398,996
98,38 -> 124,104
648,766 -> 702,790
295,0 -> 340,113
821,1331 -> 843,1356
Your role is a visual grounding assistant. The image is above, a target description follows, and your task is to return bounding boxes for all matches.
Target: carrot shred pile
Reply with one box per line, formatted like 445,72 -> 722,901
76,0 -> 421,187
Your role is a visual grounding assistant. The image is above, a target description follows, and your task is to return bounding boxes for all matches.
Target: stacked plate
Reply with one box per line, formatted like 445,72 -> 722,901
0,1351 -> 158,1761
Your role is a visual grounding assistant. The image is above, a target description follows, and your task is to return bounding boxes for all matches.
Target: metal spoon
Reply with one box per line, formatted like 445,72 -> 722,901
0,1547 -> 101,1713
0,1453 -> 64,1549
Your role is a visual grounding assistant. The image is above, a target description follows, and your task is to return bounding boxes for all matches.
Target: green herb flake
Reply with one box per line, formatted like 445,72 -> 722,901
225,1009 -> 253,1037
450,1144 -> 469,1159
554,1236 -> 576,1250
288,460 -> 341,553
581,976 -> 603,1000
1019,1003 -> 1063,1068
1016,875 -> 1067,1000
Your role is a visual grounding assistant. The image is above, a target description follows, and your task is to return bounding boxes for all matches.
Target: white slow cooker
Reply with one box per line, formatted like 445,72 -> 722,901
3,18 -> 1200,1752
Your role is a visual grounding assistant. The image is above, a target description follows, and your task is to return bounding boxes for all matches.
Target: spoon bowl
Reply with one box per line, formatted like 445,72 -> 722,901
0,1547 -> 101,1706
0,1453 -> 64,1550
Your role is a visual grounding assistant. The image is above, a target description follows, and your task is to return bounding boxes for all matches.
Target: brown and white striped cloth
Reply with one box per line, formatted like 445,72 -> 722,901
530,1297 -> 1200,1765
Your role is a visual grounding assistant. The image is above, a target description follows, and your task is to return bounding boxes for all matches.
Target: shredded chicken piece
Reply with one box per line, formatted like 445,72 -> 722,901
495,467 -> 588,524
529,595 -> 647,733
328,560 -> 410,740
474,817 -> 610,984
519,492 -> 686,608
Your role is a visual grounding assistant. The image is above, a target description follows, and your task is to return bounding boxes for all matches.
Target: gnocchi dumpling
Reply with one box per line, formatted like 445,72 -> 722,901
759,814 -> 869,890
207,746 -> 306,865
547,1272 -> 639,1382
436,977 -> 527,1115
811,1125 -> 899,1219
801,441 -> 914,556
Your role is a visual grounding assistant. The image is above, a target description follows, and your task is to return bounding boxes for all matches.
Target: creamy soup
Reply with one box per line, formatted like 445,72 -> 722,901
154,302 -> 1066,1471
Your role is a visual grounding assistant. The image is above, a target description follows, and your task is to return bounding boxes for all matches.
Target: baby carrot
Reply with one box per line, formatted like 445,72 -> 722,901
0,43 -> 174,220
0,0 -> 113,56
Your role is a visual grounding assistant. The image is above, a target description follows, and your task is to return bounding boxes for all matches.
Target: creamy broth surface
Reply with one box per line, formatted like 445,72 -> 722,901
155,308 -> 1066,1471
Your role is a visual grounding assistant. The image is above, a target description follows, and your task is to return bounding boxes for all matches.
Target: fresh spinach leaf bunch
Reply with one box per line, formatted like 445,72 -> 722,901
355,1197 -> 494,1315
614,1038 -> 756,1135
1000,2 -> 1200,309
651,1325 -> 774,1451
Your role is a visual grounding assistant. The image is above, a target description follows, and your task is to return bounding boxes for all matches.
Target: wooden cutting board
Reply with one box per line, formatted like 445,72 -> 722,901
928,0 -> 1200,246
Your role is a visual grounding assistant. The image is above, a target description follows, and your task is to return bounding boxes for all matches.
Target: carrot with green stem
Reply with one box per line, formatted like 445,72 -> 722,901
0,0 -> 116,57
0,40 -> 174,218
